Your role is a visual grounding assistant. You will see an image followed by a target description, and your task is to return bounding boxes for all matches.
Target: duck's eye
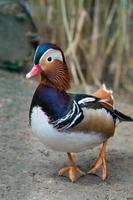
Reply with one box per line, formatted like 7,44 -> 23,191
47,57 -> 53,62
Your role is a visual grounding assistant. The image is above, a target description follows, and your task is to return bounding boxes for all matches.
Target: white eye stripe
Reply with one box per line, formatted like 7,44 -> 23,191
39,48 -> 63,64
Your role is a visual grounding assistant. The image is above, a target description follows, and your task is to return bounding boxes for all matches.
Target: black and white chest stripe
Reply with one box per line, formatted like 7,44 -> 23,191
50,96 -> 98,131
51,100 -> 84,131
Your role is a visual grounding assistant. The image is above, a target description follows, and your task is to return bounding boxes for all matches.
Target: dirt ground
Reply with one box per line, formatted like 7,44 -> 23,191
0,69 -> 133,200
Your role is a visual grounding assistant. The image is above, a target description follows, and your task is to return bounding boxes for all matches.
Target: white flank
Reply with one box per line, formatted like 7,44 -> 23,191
31,107 -> 104,153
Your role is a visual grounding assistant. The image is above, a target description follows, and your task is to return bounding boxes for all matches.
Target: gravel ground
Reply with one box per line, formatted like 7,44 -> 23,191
0,69 -> 133,200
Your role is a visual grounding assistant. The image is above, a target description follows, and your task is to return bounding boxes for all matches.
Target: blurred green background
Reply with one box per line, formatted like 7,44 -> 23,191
0,0 -> 133,92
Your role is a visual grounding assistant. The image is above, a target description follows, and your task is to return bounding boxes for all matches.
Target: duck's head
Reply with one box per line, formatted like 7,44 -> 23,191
26,43 -> 70,91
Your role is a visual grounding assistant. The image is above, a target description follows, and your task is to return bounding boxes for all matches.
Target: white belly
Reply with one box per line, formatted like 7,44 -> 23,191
30,107 -> 104,153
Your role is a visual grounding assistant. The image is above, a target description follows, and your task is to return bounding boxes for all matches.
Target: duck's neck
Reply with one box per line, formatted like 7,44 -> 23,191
40,64 -> 71,91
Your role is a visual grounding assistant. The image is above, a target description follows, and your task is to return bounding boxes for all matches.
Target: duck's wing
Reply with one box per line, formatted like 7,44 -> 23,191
50,93 -> 114,131
51,92 -> 133,135
71,93 -> 114,113
74,93 -> 133,122
49,93 -> 100,131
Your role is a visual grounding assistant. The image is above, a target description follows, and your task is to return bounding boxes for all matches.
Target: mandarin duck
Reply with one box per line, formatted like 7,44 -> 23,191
26,43 -> 133,182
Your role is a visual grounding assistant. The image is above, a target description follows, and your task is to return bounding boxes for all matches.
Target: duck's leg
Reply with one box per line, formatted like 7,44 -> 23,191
88,141 -> 107,180
58,152 -> 85,182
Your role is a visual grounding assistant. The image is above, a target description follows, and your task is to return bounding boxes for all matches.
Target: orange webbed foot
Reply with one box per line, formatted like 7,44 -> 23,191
58,165 -> 85,182
58,153 -> 85,182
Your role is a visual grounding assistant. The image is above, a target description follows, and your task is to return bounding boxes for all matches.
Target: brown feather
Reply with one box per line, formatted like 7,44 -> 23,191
93,85 -> 113,106
39,59 -> 71,91
72,108 -> 115,138
72,85 -> 115,138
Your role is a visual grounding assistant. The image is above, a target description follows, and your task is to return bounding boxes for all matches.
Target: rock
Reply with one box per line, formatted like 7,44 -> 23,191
0,1 -> 37,72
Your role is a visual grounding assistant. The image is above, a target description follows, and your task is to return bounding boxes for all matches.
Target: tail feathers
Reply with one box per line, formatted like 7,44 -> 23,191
114,109 -> 133,122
